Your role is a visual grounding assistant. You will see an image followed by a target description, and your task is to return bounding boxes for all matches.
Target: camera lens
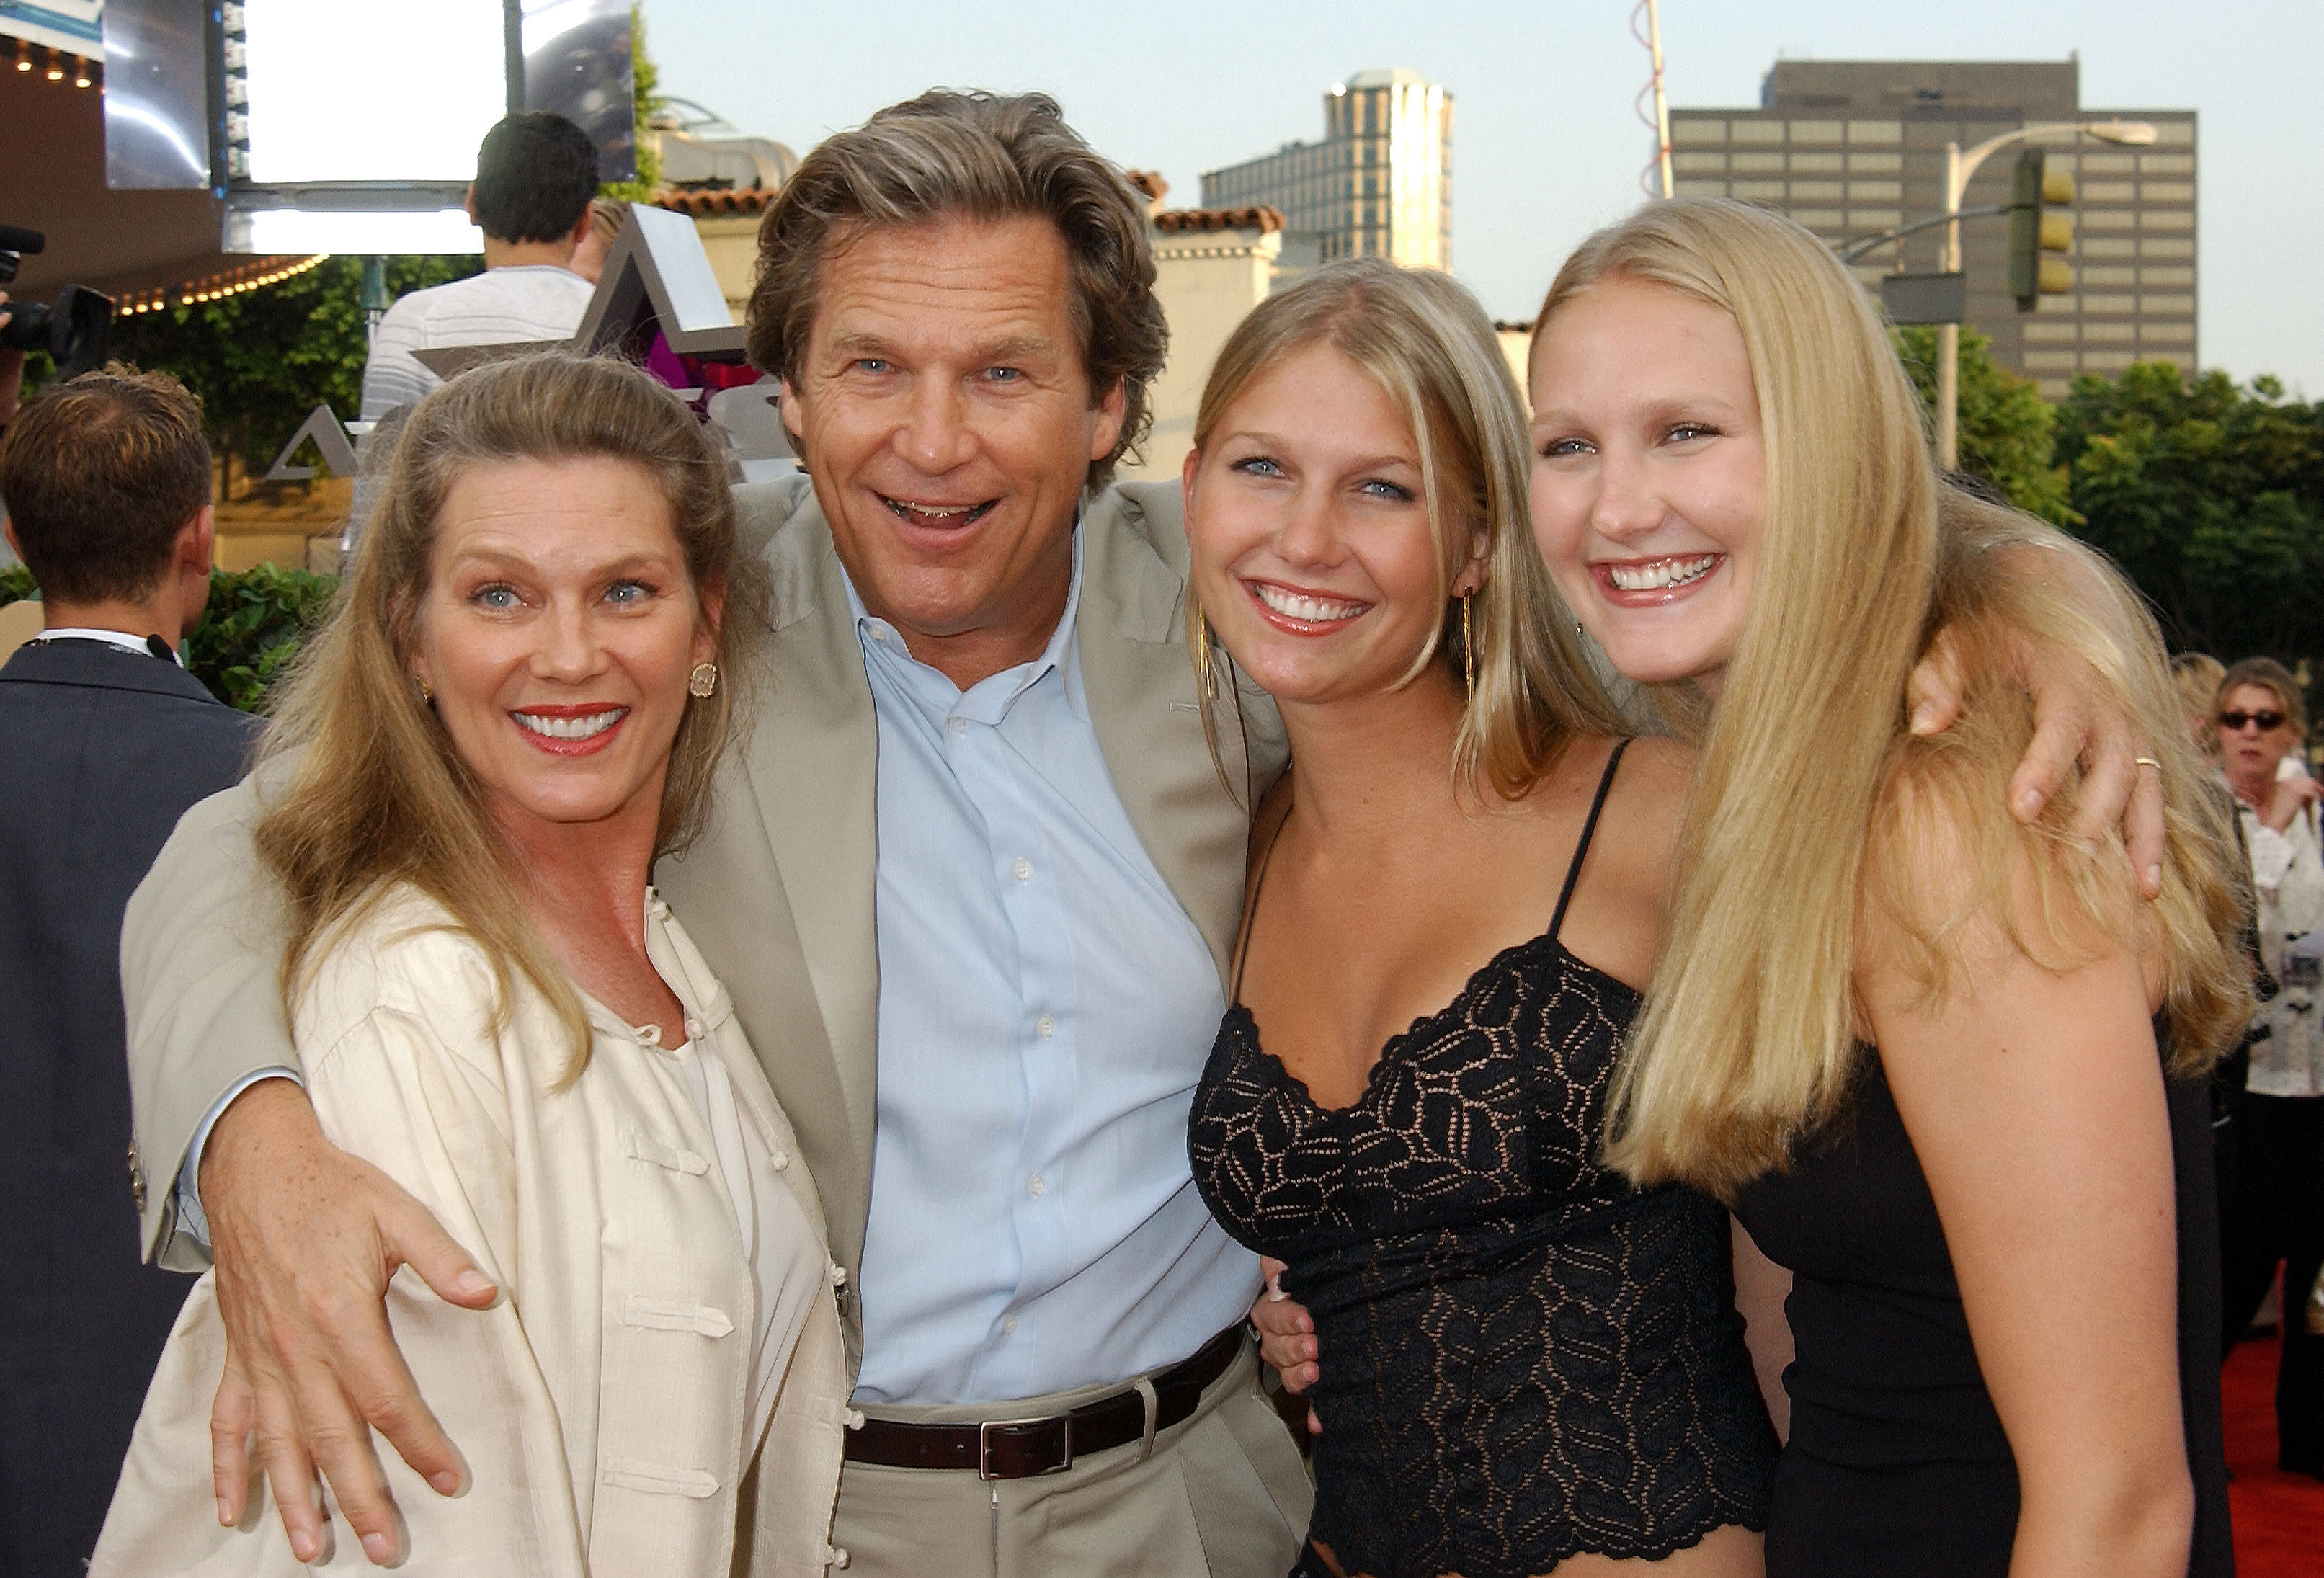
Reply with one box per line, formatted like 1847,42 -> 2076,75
0,300 -> 48,352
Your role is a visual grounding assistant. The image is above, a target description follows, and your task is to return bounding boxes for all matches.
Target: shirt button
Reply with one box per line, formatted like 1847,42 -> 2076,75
770,1149 -> 790,1172
1002,1316 -> 1019,1337
1028,1173 -> 1046,1198
1012,857 -> 1032,883
948,716 -> 966,735
1036,1014 -> 1056,1038
685,1017 -> 704,1040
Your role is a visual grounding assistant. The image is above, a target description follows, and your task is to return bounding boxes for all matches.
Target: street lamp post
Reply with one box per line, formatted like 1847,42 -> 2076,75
1933,119 -> 2157,471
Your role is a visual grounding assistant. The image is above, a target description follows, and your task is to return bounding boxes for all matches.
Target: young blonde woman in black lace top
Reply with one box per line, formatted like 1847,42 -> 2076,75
1182,257 -> 1777,1578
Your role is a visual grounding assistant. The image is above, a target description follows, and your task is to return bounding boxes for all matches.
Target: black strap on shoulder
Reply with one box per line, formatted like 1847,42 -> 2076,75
1549,739 -> 1632,944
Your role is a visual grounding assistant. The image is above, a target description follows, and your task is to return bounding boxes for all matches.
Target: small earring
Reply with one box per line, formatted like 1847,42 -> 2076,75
1461,592 -> 1475,697
414,675 -> 433,705
1575,620 -> 1585,638
688,661 -> 718,699
1190,605 -> 1215,703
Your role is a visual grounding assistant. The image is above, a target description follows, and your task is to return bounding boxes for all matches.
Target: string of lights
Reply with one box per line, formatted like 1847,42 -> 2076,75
116,254 -> 330,316
9,38 -> 100,89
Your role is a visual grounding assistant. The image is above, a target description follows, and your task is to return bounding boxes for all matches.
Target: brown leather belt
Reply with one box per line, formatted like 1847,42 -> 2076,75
842,1324 -> 1247,1479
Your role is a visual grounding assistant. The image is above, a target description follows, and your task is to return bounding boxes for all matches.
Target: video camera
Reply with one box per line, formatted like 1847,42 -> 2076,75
0,224 -> 112,378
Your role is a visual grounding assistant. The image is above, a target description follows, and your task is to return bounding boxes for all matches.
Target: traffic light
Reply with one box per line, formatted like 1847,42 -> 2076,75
2007,150 -> 2076,310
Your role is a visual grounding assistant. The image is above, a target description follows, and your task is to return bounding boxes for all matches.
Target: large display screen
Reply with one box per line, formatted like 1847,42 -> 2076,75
241,0 -> 505,185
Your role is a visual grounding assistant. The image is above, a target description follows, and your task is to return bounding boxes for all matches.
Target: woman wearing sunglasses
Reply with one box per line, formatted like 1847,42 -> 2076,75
2214,657 -> 2324,1478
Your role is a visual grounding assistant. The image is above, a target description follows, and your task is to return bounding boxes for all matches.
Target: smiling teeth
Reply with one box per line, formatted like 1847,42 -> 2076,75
514,710 -> 625,740
891,500 -> 975,517
1254,584 -> 1366,623
1608,556 -> 1717,592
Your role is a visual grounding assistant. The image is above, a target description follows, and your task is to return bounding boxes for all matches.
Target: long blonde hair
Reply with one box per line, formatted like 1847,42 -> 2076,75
1187,257 -> 1626,799
254,353 -> 767,1070
1548,200 -> 2247,1195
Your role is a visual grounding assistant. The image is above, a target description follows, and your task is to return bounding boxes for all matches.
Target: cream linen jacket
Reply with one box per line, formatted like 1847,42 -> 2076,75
120,473 -> 1290,1378
94,888 -> 851,1577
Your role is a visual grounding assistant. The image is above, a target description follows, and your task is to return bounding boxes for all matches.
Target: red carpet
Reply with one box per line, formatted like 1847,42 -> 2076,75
2222,1332 -> 2324,1574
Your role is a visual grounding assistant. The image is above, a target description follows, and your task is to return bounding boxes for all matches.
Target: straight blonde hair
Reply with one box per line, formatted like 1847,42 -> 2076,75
1541,200 -> 2247,1195
254,353 -> 767,1076
1187,257 -> 1627,801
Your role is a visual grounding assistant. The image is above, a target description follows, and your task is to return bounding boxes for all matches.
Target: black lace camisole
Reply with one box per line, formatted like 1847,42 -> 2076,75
1190,741 -> 1777,1578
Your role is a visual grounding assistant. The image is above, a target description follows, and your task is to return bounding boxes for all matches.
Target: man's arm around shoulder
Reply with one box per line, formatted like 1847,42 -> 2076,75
125,769 -> 501,1565
123,775 -> 297,1268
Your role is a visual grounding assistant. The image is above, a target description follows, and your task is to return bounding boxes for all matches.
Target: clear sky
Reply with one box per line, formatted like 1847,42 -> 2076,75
646,0 -> 2323,396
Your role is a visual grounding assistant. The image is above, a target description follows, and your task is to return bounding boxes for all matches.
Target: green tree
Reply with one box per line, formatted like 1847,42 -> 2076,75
1893,326 -> 2075,525
598,4 -> 663,202
2054,362 -> 2324,665
1,561 -> 334,711
108,254 -> 481,479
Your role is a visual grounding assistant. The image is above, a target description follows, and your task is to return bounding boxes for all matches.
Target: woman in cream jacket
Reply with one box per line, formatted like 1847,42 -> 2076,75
94,354 -> 850,1575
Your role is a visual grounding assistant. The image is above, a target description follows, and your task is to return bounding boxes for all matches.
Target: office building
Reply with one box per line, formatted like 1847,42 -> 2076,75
1201,68 -> 1453,272
1668,59 -> 2196,395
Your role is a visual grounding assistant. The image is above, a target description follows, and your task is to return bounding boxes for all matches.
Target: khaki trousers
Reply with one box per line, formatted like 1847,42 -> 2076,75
831,1337 -> 1312,1577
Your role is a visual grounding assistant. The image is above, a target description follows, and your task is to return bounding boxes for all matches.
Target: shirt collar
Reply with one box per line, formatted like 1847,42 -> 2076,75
841,520 -> 1085,718
30,626 -> 185,667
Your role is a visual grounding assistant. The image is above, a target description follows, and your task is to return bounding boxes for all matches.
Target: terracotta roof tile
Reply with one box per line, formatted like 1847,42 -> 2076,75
1152,205 -> 1285,235
652,187 -> 779,217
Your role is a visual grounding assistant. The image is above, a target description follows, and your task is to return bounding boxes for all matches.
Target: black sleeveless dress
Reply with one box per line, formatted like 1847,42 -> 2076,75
1190,742 -> 1778,1578
1731,1051 -> 2234,1577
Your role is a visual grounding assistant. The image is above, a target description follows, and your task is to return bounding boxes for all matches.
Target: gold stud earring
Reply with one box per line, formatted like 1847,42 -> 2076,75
1461,592 -> 1476,697
414,675 -> 433,705
688,661 -> 718,699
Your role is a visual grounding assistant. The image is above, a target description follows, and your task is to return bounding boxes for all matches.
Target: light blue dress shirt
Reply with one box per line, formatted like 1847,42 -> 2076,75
845,530 -> 1261,1405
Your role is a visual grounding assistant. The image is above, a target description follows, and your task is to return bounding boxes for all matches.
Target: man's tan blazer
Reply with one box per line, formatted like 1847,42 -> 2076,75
121,473 -> 1288,1375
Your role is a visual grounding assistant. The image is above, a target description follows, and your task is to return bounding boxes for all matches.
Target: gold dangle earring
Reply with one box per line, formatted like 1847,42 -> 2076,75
1461,592 -> 1476,698
1190,605 -> 1215,704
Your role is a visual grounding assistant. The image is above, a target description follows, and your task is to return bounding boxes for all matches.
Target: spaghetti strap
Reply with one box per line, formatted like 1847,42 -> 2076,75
1229,796 -> 1296,1005
1549,739 -> 1631,944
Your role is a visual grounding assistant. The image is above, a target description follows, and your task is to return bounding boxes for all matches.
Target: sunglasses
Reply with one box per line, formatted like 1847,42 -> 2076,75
2219,710 -> 2288,731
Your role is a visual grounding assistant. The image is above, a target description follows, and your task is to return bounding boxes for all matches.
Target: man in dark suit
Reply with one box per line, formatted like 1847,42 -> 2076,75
0,366 -> 262,1575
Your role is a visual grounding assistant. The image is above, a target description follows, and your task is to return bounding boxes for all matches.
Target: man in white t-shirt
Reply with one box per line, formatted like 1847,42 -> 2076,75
357,112 -> 600,423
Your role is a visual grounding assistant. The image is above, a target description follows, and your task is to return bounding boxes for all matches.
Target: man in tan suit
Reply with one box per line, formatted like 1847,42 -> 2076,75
121,91 -> 1306,1573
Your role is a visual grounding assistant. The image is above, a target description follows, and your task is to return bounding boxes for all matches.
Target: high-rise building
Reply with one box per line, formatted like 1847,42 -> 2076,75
1668,59 -> 2196,396
1201,68 -> 1453,272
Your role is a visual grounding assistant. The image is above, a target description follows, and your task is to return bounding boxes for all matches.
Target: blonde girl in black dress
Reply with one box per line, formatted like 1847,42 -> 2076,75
1527,197 -> 2245,1578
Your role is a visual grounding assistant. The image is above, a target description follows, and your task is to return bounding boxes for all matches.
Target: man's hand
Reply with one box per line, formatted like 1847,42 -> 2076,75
200,1079 -> 497,1564
1250,1257 -> 1321,1436
1907,615 -> 2166,901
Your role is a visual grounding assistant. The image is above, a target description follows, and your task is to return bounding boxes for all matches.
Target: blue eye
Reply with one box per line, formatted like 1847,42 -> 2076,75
605,579 -> 651,607
853,357 -> 891,375
1667,422 -> 1721,443
1231,455 -> 1285,478
985,366 -> 1023,383
1538,436 -> 1591,460
1359,478 -> 1415,502
472,584 -> 519,611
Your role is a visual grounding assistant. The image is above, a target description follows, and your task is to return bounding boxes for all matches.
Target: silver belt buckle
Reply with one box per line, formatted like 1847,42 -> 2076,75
977,1414 -> 1073,1480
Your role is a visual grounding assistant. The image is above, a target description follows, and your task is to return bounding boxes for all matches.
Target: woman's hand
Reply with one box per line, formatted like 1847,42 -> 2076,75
202,1079 -> 496,1565
1250,1257 -> 1322,1435
2263,772 -> 2321,834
